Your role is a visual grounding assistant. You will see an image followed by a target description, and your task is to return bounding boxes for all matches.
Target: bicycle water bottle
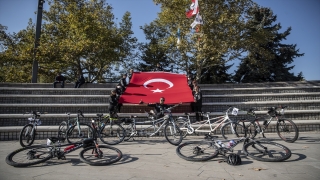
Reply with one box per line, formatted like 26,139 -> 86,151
216,140 -> 225,148
64,145 -> 75,152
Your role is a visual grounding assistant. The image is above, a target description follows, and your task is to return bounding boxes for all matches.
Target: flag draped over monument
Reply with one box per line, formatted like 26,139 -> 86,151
119,72 -> 194,104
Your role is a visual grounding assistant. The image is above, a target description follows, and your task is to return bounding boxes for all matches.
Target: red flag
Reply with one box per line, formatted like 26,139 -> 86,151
119,72 -> 194,104
186,0 -> 199,18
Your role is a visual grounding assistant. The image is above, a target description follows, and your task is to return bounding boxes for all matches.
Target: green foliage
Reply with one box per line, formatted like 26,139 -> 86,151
1,0 -> 138,83
233,6 -> 304,83
138,21 -> 173,72
152,0 -> 254,82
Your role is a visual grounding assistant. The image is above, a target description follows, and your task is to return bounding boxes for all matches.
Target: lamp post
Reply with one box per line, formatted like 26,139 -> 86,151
31,0 -> 45,83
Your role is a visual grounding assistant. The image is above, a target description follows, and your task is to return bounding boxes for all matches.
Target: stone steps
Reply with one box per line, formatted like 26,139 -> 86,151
1,81 -> 320,136
202,86 -> 320,95
2,92 -> 320,104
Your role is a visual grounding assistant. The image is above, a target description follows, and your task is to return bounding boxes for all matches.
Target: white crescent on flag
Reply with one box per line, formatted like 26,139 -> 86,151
143,78 -> 174,89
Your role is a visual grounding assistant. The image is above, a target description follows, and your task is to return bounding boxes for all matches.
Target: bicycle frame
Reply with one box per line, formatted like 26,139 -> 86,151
46,137 -> 100,159
243,106 -> 288,136
22,111 -> 41,139
65,110 -> 84,137
177,106 -> 237,135
126,104 -> 180,138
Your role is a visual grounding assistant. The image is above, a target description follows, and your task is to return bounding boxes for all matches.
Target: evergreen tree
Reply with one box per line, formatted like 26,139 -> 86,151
138,21 -> 172,72
233,6 -> 304,83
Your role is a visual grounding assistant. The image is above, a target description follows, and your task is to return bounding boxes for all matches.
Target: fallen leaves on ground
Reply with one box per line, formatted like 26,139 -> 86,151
249,167 -> 267,171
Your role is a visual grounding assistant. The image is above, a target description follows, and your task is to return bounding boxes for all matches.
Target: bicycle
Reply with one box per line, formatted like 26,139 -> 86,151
89,113 -> 125,145
6,133 -> 123,167
58,110 -> 94,144
237,106 -> 299,143
176,106 -> 245,139
176,135 -> 292,162
19,111 -> 43,147
120,104 -> 183,146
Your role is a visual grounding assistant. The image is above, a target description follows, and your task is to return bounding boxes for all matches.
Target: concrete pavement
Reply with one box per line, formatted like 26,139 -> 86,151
0,132 -> 320,180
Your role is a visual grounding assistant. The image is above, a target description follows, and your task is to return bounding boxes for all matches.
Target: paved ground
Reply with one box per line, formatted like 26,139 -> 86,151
0,132 -> 320,180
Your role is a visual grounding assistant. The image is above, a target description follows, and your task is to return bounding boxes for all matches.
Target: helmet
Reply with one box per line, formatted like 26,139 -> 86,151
227,153 -> 242,166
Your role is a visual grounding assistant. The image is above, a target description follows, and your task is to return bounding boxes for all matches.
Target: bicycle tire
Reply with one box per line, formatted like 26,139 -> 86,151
99,123 -> 125,145
19,124 -> 36,147
66,123 -> 94,144
176,141 -> 219,161
6,145 -> 52,167
122,123 -> 134,141
79,145 -> 122,166
276,119 -> 299,143
243,140 -> 291,162
245,121 -> 258,139
175,119 -> 189,138
221,122 -> 246,140
164,122 -> 183,146
58,121 -> 68,139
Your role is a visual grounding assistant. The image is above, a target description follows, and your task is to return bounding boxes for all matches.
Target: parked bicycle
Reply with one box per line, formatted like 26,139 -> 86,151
237,106 -> 299,143
120,104 -> 183,146
176,135 -> 292,162
19,111 -> 43,147
58,110 -> 94,144
90,113 -> 125,145
6,133 -> 123,167
176,106 -> 245,139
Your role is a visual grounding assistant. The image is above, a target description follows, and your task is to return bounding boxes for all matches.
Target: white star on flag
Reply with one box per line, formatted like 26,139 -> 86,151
151,88 -> 164,93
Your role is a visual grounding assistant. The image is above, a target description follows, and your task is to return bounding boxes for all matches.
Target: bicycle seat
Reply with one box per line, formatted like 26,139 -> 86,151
184,112 -> 191,115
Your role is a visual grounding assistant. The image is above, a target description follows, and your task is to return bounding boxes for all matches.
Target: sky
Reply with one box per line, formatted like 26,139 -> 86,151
0,0 -> 319,81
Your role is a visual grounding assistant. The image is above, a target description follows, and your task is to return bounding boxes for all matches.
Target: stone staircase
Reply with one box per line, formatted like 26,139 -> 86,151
1,81 -> 320,140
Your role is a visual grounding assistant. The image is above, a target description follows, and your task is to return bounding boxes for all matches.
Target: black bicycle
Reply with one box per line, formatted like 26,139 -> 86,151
19,111 -> 43,147
176,135 -> 291,162
58,110 -> 94,143
6,135 -> 123,167
236,106 -> 299,143
90,113 -> 125,145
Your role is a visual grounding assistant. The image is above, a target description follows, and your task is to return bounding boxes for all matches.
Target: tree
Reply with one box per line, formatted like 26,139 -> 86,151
0,22 -> 36,82
138,21 -> 173,72
152,0 -> 254,82
233,6 -> 304,83
1,0 -> 138,83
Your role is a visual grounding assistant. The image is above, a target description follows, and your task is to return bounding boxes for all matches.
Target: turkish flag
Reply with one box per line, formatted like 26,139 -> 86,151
119,72 -> 194,104
186,0 -> 199,18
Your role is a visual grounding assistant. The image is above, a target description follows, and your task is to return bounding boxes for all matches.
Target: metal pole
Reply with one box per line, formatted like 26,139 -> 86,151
31,0 -> 45,83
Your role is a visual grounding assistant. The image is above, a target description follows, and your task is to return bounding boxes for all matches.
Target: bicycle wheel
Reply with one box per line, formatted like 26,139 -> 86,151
66,123 -> 94,144
122,123 -> 135,141
99,123 -> 125,145
58,121 -> 68,138
79,145 -> 122,166
221,122 -> 246,140
19,124 -> 36,147
276,119 -> 299,143
6,145 -> 52,167
176,141 -> 219,161
244,121 -> 258,139
175,119 -> 189,138
243,140 -> 291,162
164,122 -> 183,146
